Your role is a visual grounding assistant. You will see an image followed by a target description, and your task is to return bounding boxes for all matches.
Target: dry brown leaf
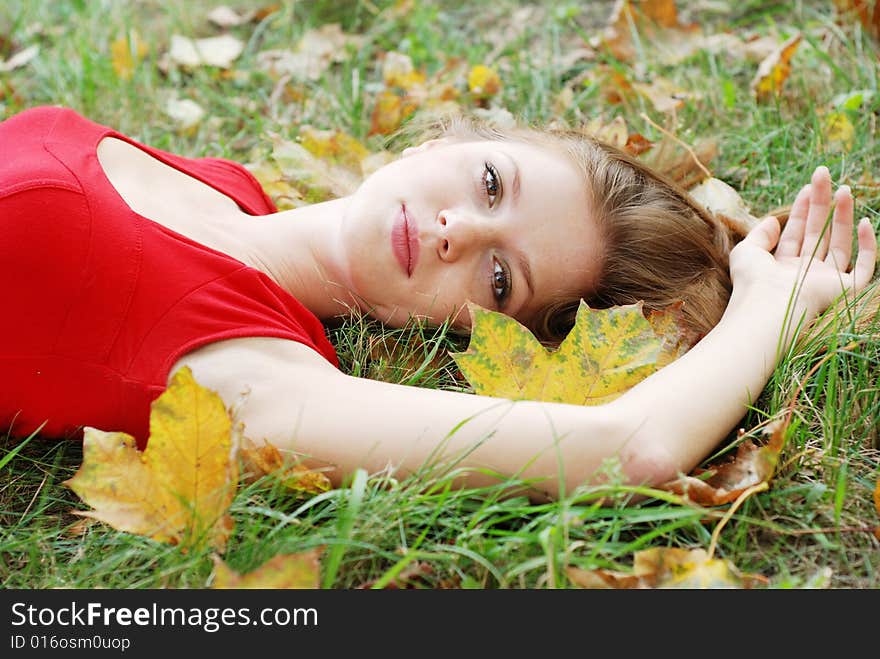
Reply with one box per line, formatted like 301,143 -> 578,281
567,547 -> 764,589
64,367 -> 237,552
688,176 -> 762,236
750,32 -> 802,102
212,549 -> 323,589
659,418 -> 788,505
631,77 -> 692,113
240,437 -> 331,496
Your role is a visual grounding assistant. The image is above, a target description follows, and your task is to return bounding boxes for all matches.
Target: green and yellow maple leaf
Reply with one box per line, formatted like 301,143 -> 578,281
450,300 -> 691,406
64,367 -> 237,552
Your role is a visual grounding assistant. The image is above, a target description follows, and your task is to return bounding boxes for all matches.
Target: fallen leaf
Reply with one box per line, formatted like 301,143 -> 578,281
451,300 -> 691,406
369,89 -> 406,136
688,176 -> 761,236
257,24 -> 360,81
240,437 -> 331,496
164,97 -> 206,132
245,159 -> 306,210
584,115 -> 630,150
110,31 -> 149,80
169,34 -> 244,69
834,0 -> 880,39
467,64 -> 501,99
821,111 -> 856,151
254,133 -> 362,203
382,51 -> 427,91
64,367 -> 237,552
207,5 -> 254,28
593,0 -> 702,65
300,126 -> 369,171
212,549 -> 322,589
750,32 -> 802,102
0,44 -> 39,72
631,77 -> 693,113
659,418 -> 788,505
567,547 -> 763,589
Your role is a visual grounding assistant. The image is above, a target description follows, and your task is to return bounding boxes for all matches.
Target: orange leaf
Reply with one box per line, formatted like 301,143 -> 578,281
240,437 -> 331,496
212,549 -> 323,589
659,418 -> 788,505
750,32 -> 802,102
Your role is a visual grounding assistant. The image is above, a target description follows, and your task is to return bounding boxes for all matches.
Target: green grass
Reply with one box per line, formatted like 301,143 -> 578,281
1,0 -> 879,589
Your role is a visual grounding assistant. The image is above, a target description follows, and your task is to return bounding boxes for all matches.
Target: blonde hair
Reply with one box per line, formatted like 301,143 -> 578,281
411,114 -> 743,345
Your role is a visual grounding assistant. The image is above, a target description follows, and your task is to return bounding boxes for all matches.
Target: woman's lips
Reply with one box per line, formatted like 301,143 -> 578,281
391,204 -> 420,277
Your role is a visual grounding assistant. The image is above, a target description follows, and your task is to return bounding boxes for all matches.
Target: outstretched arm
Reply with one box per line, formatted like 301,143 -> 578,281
171,167 -> 876,501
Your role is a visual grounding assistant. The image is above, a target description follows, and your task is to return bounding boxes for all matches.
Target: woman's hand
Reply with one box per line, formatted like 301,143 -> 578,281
728,165 -> 877,321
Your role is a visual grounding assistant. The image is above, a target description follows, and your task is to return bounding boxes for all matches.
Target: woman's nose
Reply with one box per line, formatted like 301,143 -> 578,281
436,208 -> 492,262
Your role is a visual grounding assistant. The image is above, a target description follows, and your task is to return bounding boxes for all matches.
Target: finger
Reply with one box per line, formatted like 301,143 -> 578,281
776,184 -> 811,258
826,185 -> 854,271
742,215 -> 781,252
852,218 -> 877,292
801,166 -> 833,260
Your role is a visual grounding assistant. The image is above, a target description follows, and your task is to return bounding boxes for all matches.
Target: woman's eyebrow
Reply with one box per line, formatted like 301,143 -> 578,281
499,150 -> 521,202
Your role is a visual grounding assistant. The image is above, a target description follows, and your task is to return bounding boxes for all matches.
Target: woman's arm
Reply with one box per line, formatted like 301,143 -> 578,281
170,167 -> 876,501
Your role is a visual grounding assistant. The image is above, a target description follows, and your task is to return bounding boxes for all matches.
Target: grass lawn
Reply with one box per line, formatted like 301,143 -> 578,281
1,0 -> 878,589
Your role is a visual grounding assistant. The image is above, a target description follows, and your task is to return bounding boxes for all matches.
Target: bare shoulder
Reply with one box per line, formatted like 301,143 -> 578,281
168,336 -> 341,407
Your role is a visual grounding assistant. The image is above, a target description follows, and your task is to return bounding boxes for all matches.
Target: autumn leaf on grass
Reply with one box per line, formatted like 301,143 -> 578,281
750,32 -> 802,102
450,300 -> 691,406
212,549 -> 322,589
110,30 -> 148,80
566,547 -> 765,589
64,367 -> 237,552
658,418 -> 789,505
240,437 -> 331,496
688,176 -> 762,237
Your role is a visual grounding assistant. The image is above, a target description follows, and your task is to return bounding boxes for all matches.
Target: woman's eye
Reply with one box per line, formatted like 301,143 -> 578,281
492,258 -> 511,305
483,162 -> 502,208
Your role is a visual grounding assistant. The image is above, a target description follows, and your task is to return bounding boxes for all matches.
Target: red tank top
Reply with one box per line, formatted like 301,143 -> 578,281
0,106 -> 339,448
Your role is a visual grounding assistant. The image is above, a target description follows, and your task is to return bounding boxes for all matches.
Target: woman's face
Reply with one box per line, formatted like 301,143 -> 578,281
337,137 -> 604,330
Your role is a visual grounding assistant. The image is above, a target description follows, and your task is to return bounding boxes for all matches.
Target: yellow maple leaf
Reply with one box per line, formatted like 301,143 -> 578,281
750,32 -> 802,102
212,549 -> 323,589
450,300 -> 690,406
64,367 -> 237,552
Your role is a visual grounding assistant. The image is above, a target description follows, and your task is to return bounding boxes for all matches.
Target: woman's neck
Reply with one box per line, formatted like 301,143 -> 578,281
235,196 -> 359,321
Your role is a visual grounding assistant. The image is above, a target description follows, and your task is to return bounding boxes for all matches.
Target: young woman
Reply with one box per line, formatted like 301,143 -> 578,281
1,105 -> 875,501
